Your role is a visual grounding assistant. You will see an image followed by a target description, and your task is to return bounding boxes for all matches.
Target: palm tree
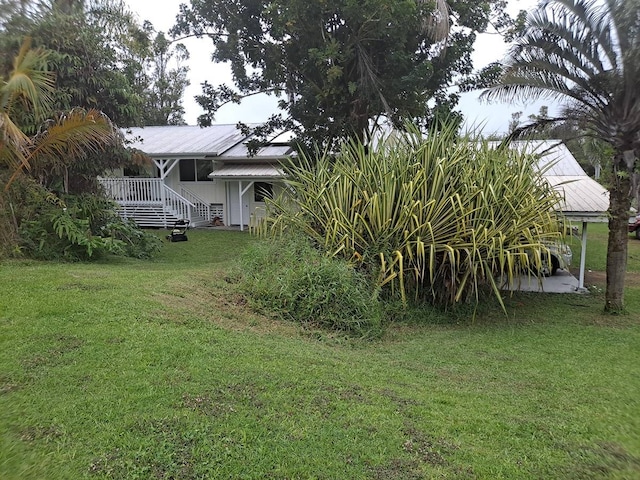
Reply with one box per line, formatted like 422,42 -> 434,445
1,38 -> 117,190
482,0 -> 640,312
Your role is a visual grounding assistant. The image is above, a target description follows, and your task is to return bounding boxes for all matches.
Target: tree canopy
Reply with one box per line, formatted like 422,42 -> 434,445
0,38 -> 161,260
0,0 -> 190,127
172,0 -> 510,148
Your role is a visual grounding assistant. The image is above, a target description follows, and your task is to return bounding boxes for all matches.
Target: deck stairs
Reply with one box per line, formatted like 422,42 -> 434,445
98,177 -> 216,228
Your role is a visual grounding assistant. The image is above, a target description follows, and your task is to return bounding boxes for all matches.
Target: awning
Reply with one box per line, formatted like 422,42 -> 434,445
208,164 -> 284,180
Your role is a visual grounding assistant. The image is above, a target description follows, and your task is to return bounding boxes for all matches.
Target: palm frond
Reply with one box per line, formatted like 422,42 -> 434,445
2,38 -> 55,119
482,0 -> 640,150
6,109 -> 116,188
0,112 -> 30,168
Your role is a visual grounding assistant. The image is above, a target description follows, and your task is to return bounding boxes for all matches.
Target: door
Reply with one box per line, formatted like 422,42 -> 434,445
228,181 -> 251,226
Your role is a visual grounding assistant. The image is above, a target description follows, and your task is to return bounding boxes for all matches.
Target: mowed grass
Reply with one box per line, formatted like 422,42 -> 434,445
1,228 -> 639,479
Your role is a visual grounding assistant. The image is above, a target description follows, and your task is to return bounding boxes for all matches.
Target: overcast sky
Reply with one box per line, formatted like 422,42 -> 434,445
125,0 -> 551,134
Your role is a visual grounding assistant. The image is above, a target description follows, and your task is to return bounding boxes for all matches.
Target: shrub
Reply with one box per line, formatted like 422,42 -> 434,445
256,123 -> 566,310
238,235 -> 383,337
2,176 -> 161,261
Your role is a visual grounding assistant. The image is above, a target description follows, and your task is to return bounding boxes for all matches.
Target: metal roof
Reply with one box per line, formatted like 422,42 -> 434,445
491,140 -> 610,221
123,124 -> 294,159
546,175 -> 610,221
221,142 -> 294,159
208,164 -> 284,179
503,140 -> 589,176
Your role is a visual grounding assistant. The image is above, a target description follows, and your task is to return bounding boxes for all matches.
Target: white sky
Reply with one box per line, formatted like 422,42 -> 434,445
125,0 -> 552,134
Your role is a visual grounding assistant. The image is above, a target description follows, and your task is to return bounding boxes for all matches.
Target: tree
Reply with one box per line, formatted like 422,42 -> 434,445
1,39 -> 118,190
0,39 -> 162,261
1,0 -> 190,128
141,29 -> 190,126
482,0 -> 640,312
172,0 -> 509,148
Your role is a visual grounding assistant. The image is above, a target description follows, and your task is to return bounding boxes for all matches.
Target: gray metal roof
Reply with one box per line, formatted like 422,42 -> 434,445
491,140 -> 610,221
222,142 -> 293,159
123,124 -> 294,159
546,176 -> 610,221
504,140 -> 589,176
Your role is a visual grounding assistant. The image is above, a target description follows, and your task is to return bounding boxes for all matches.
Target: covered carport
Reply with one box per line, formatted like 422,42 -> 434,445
502,140 -> 610,292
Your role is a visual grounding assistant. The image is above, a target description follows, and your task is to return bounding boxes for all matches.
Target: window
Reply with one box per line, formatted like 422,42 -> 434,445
254,182 -> 273,202
179,159 -> 212,182
123,165 -> 142,177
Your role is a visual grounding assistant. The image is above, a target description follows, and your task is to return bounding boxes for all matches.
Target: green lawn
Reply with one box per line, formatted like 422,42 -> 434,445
1,228 -> 639,479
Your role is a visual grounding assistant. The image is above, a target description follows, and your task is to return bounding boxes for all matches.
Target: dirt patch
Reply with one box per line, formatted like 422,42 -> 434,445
563,441 -> 640,479
179,382 -> 266,418
576,270 -> 640,288
154,271 -> 302,337
89,418 -> 199,479
0,374 -> 20,395
19,425 -> 64,443
21,335 -> 85,369
370,426 -> 471,479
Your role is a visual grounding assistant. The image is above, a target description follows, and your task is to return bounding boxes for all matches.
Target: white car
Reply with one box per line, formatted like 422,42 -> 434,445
529,242 -> 573,277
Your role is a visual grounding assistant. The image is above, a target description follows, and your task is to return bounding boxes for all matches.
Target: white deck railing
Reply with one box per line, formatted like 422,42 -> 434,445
98,177 -> 196,225
98,177 -> 164,203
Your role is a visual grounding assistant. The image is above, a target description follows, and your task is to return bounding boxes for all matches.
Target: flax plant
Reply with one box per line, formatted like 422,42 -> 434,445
258,124 -> 564,308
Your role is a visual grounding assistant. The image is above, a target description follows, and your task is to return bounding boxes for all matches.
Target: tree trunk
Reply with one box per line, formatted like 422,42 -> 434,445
604,165 -> 632,313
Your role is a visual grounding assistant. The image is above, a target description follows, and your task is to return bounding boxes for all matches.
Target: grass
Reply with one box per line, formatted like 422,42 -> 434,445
1,228 -> 639,479
568,222 -> 640,273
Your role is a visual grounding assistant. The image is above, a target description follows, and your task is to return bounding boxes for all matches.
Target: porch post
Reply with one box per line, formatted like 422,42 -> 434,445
161,183 -> 167,229
238,180 -> 244,231
578,221 -> 588,291
239,181 -> 255,231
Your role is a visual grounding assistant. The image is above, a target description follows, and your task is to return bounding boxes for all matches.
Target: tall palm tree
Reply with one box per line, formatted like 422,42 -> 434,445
482,0 -> 640,312
1,38 -> 117,190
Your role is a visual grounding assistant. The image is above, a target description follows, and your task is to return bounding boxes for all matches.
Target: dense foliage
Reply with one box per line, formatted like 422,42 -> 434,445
0,38 -> 160,261
8,177 -> 162,260
239,234 -> 383,337
482,0 -> 640,312
0,0 -> 190,127
255,124 -> 566,309
173,0 -> 510,149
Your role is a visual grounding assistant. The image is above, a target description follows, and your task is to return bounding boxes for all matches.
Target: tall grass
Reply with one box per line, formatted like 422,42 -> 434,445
258,124 -> 565,308
238,234 -> 383,337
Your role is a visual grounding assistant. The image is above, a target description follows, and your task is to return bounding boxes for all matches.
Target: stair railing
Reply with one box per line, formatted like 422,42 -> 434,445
180,187 -> 211,221
162,185 -> 195,225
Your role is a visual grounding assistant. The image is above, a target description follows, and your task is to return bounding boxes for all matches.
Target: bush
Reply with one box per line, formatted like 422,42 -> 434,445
256,123 -> 566,310
238,235 -> 383,337
1,176 -> 161,261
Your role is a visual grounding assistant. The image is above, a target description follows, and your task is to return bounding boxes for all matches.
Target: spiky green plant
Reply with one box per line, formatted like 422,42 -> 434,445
256,124 -> 565,309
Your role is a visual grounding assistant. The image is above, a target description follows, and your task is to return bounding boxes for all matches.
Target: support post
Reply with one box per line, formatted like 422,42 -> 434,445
238,181 -> 254,232
238,181 -> 244,231
578,221 -> 588,291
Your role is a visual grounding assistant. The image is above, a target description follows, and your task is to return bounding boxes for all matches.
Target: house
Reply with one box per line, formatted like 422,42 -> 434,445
101,128 -> 607,290
99,124 -> 294,229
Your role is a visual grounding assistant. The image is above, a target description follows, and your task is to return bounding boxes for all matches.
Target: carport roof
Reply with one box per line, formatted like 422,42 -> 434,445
495,140 -> 610,222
